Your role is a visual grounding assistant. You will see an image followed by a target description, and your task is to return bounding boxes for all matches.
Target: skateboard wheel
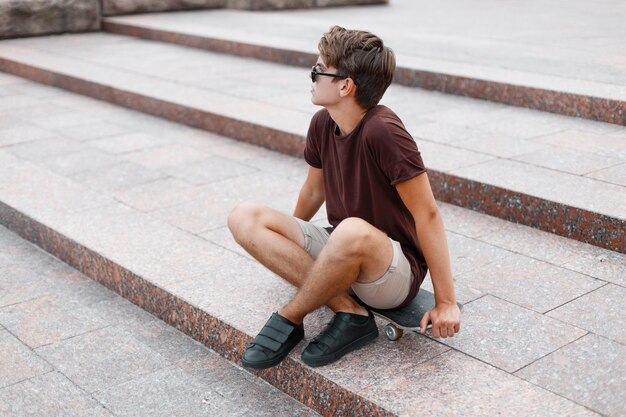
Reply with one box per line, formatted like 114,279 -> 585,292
385,324 -> 403,341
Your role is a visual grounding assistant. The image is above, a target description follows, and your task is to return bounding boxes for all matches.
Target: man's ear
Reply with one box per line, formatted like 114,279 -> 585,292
339,78 -> 356,98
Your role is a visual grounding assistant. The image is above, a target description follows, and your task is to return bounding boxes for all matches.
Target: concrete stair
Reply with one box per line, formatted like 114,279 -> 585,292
0,32 -> 623,253
0,72 -> 624,416
1,3 -> 625,415
100,7 -> 626,126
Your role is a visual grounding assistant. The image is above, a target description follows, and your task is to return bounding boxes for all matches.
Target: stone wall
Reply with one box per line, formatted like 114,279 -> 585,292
0,0 -> 388,37
227,0 -> 386,10
0,0 -> 100,39
103,0 -> 225,16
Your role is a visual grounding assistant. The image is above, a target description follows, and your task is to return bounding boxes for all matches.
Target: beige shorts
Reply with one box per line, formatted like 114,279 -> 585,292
295,218 -> 414,309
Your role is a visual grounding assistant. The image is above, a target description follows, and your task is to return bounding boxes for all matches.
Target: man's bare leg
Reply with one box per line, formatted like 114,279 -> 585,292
227,202 -> 365,315
277,217 -> 393,325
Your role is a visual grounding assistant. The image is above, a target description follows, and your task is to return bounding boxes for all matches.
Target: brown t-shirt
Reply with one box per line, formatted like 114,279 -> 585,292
304,105 -> 428,308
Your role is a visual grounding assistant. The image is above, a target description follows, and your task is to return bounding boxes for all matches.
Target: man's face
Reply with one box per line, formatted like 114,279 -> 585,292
310,57 -> 344,107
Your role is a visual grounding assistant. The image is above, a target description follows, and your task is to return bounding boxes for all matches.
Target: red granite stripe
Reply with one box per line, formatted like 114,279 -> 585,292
0,200 -> 396,417
102,20 -> 625,126
0,57 -> 622,253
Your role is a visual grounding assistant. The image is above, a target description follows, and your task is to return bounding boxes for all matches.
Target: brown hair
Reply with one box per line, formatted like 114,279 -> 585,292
318,25 -> 395,109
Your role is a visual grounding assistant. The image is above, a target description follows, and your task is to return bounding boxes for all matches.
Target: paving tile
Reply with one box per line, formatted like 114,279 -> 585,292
440,295 -> 587,372
418,140 -> 495,172
532,130 -> 626,160
207,138 -> 277,162
0,125 -> 57,146
88,131 -> 173,154
410,122 -> 496,145
1,82 -> 64,99
240,153 -> 309,181
38,148 -> 120,176
358,350 -> 598,417
153,172 -> 301,234
200,226 -> 254,260
50,203 -> 234,286
547,284 -> 626,344
72,161 -> 167,193
446,232 -> 514,275
514,146 -> 623,175
0,152 -> 114,219
0,294 -> 111,348
561,245 -> 626,286
477,113 -> 567,139
161,155 -> 259,186
0,329 -> 53,389
0,264 -> 59,308
0,95 -> 41,111
36,326 -> 171,393
0,114 -> 23,130
515,334 -> 626,417
122,143 -> 213,169
30,112 -> 103,130
168,250 -> 296,336
585,162 -> 626,186
454,135 -> 549,158
0,371 -> 105,417
93,366 -> 267,417
456,254 -> 604,313
113,177 -> 205,212
57,120 -> 133,141
480,221 -> 589,267
438,202 -> 509,239
5,136 -> 86,161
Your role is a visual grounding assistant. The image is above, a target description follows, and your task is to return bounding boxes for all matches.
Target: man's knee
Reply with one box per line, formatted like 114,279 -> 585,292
227,201 -> 265,237
330,217 -> 378,257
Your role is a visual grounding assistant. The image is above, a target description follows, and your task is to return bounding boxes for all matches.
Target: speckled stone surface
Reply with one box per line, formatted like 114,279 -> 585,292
358,350 -> 599,417
515,334 -> 626,417
0,226 -> 320,417
0,39 -> 623,252
455,254 -> 604,313
0,330 -> 53,389
440,295 -> 587,373
546,284 -> 626,344
0,74 -> 623,416
100,5 -> 626,125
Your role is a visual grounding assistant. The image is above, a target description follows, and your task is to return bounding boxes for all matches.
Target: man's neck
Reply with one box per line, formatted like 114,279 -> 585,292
326,102 -> 369,136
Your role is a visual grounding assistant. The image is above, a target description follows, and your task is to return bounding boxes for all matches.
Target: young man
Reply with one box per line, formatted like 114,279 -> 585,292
228,26 -> 460,369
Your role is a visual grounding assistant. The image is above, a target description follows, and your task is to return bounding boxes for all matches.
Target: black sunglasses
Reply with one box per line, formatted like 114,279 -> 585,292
310,65 -> 347,83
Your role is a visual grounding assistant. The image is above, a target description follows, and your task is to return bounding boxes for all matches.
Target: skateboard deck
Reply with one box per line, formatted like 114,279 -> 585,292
354,289 -> 463,340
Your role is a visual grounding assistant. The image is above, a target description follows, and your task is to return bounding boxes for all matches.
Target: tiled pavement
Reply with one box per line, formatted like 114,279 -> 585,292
0,74 -> 624,416
0,224 -> 320,417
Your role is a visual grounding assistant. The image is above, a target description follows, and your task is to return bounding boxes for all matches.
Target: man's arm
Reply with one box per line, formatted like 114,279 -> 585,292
293,166 -> 325,221
396,172 -> 461,338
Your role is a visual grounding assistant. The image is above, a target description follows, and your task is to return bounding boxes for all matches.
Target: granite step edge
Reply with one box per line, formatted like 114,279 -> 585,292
0,57 -> 622,253
0,199 -> 396,417
101,18 -> 625,126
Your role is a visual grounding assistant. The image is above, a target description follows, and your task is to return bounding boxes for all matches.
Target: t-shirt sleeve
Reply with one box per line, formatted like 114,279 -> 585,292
303,110 -> 324,169
366,121 -> 427,186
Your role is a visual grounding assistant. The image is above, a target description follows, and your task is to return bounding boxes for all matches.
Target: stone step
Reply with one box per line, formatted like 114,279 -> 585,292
100,6 -> 626,126
0,79 -> 623,416
1,34 -> 623,252
0,225 -> 321,417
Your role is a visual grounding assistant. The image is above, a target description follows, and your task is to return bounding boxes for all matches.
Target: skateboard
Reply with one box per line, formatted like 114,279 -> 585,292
354,289 -> 463,341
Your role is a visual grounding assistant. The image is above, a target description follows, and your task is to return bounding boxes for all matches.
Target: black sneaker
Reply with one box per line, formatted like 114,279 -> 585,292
241,312 -> 304,370
301,311 -> 378,367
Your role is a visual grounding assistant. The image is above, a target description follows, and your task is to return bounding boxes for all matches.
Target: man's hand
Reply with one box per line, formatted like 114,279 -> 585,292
420,302 -> 461,338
